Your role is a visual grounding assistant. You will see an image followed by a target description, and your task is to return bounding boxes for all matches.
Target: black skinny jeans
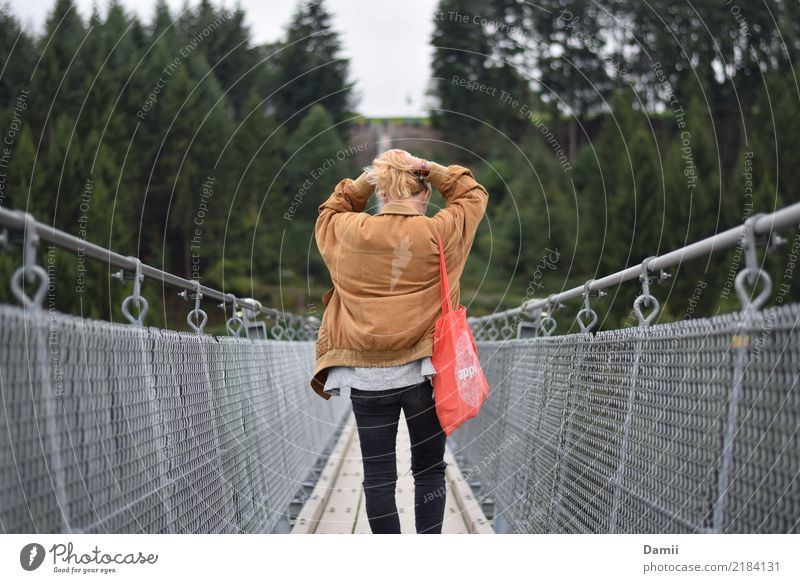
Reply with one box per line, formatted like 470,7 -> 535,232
350,380 -> 448,534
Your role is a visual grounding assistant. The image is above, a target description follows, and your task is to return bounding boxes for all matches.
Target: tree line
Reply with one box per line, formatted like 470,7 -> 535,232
0,0 -> 357,328
1,0 -> 799,331
429,0 -> 800,328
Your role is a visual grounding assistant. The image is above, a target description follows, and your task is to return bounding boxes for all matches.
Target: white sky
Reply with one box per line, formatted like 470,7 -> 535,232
4,0 -> 440,117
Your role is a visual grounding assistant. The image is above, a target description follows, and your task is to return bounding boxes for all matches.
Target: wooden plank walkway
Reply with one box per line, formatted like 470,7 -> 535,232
292,412 -> 493,534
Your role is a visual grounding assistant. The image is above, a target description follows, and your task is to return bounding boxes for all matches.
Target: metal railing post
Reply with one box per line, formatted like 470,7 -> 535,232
711,215 -> 774,533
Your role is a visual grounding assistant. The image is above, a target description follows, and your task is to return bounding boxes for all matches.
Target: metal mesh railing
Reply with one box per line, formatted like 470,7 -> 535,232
2,203 -> 799,535
454,302 -> 800,533
0,304 -> 349,533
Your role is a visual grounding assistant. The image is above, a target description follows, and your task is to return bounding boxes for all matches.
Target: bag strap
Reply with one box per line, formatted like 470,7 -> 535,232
437,235 -> 452,316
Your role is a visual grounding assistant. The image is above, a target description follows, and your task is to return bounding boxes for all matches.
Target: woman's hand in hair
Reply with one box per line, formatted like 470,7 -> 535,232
405,153 -> 425,170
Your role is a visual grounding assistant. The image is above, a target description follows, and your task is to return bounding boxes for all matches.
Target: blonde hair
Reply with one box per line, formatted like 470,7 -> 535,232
365,149 -> 431,201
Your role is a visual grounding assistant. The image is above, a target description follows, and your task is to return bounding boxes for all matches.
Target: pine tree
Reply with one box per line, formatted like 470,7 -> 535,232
271,0 -> 354,133
430,0 -> 532,144
30,0 -> 89,135
212,91 -> 289,292
658,91 -> 723,319
179,1 -> 260,119
283,104 -> 351,279
574,90 -> 642,275
480,135 -> 573,283
0,7 -> 35,108
730,70 -> 797,308
748,72 -> 798,208
532,0 -> 616,160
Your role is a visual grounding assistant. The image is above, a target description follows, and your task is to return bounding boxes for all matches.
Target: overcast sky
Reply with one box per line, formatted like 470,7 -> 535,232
4,0 -> 439,117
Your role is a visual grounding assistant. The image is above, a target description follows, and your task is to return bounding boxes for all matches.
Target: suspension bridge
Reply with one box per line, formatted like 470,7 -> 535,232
0,203 -> 798,534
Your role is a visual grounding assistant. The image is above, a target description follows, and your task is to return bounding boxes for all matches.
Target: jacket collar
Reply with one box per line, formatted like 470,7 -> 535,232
377,201 -> 422,216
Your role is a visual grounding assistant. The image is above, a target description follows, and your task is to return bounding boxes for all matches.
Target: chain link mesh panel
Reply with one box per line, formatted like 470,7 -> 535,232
455,302 -> 800,533
0,305 -> 349,533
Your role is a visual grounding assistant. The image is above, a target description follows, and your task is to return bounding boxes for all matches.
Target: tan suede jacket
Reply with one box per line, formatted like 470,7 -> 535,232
310,162 -> 489,399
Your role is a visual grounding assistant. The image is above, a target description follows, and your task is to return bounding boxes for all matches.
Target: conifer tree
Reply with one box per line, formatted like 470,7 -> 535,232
284,104 -> 351,278
430,0 -> 532,143
271,0 -> 354,133
31,0 -> 89,134
0,7 -> 35,108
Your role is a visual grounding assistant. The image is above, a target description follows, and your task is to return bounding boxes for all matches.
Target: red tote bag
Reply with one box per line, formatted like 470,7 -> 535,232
431,235 -> 490,436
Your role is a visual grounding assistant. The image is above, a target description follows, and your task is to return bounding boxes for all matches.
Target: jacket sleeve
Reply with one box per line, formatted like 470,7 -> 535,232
428,162 -> 489,254
315,172 -> 375,265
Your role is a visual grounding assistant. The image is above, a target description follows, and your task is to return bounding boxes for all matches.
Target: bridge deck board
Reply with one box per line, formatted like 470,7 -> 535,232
292,412 -> 493,534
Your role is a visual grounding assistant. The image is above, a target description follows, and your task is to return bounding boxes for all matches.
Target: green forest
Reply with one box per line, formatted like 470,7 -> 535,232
1,0 -> 799,333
